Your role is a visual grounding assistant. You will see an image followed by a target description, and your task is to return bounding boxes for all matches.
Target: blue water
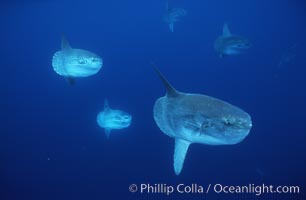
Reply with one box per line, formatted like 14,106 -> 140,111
1,0 -> 306,199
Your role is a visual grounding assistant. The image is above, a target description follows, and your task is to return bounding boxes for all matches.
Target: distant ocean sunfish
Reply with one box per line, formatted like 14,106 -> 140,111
214,23 -> 250,58
151,63 -> 252,175
278,44 -> 297,68
52,35 -> 103,84
97,99 -> 132,139
163,1 -> 186,32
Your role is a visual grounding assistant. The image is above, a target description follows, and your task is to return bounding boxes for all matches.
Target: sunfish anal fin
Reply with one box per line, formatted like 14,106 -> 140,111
169,23 -> 174,32
105,128 -> 111,139
61,34 -> 72,50
66,77 -> 75,85
174,138 -> 191,175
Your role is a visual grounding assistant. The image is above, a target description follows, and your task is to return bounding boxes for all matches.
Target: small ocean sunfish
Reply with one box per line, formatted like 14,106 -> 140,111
214,23 -> 250,58
97,99 -> 132,139
52,35 -> 103,83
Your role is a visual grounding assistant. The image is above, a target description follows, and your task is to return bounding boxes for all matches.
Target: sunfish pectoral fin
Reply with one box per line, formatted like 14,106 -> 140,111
61,34 -> 72,50
105,128 -> 111,139
173,138 -> 191,175
222,23 -> 232,37
169,23 -> 174,32
199,123 -> 206,135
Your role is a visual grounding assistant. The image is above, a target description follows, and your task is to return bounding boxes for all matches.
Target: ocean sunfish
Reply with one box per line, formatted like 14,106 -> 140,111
163,1 -> 186,32
52,35 -> 103,84
97,99 -> 132,139
214,23 -> 250,58
151,63 -> 252,175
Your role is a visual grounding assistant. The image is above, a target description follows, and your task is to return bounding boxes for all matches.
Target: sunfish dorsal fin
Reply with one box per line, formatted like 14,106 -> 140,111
174,138 -> 191,175
166,0 -> 169,11
61,34 -> 72,50
150,62 -> 179,97
222,23 -> 232,37
104,99 -> 110,110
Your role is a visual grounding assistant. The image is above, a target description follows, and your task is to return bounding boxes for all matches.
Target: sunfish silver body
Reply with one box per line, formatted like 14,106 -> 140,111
214,23 -> 250,57
151,64 -> 252,175
52,36 -> 103,79
97,99 -> 132,139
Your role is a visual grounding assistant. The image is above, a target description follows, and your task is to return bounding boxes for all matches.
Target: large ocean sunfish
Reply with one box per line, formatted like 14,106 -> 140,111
214,23 -> 250,58
152,63 -> 252,175
97,99 -> 132,139
52,35 -> 103,84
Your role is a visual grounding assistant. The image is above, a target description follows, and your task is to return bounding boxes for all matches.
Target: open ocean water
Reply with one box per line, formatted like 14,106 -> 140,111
1,0 -> 306,199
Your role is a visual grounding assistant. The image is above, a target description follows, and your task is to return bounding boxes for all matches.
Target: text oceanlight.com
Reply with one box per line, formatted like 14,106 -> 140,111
129,183 -> 300,196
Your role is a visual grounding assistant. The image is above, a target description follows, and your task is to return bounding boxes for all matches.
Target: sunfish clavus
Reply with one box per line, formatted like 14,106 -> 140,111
52,35 -> 103,84
97,99 -> 132,139
152,63 -> 252,175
